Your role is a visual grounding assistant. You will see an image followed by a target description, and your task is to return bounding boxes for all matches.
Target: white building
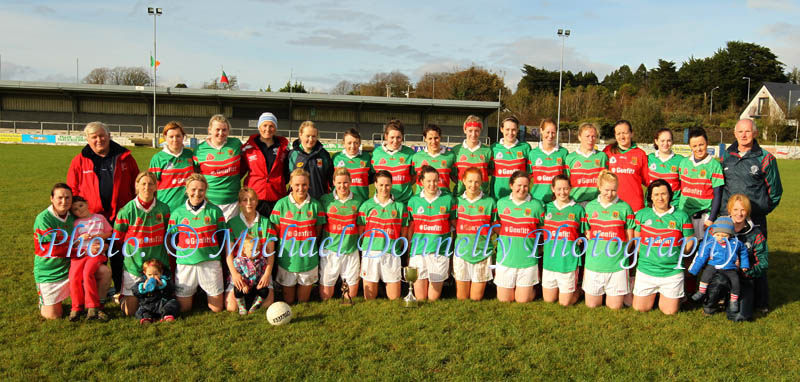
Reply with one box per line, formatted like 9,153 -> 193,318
740,82 -> 800,133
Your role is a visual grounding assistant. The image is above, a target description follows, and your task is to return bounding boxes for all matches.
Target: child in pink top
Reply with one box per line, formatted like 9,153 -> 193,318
69,196 -> 112,321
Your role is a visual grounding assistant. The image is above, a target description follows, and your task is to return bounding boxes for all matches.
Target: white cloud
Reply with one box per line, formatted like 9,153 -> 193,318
746,0 -> 799,11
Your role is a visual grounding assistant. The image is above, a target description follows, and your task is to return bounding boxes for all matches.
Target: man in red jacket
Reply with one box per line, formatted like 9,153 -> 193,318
67,121 -> 139,292
241,112 -> 289,216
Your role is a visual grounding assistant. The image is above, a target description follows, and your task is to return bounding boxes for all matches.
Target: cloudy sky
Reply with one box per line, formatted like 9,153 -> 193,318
1,0 -> 797,92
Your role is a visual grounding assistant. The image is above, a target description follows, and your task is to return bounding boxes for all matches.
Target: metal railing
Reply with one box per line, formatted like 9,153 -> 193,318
0,120 -> 145,137
370,133 -> 489,146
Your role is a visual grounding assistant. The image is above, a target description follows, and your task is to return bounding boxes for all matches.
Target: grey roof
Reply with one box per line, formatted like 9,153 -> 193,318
0,80 -> 499,110
763,82 -> 800,113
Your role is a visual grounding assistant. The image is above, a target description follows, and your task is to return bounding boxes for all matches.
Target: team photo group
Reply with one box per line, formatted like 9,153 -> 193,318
33,111 -> 782,323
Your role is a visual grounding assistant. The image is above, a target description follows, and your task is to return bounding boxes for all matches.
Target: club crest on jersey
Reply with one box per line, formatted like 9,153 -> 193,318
592,211 -> 599,218
536,158 -> 543,166
700,169 -> 706,177
155,213 -> 163,222
516,152 -> 523,158
556,158 -> 563,164
337,160 -> 345,167
360,160 -> 365,167
478,205 -> 485,213
479,154 -> 485,160
631,157 -> 637,165
525,208 -> 531,216
645,219 -> 653,225
316,159 -> 323,168
204,216 -> 212,224
649,163 -> 657,170
671,165 -> 677,172
594,159 -> 601,166
442,160 -> 447,166
496,152 -> 503,159
228,149 -> 234,155
440,206 -> 447,214
297,162 -> 304,168
460,155 -> 467,161
750,165 -> 758,175
503,207 -> 511,215
391,210 -> 398,217
669,221 -> 676,229
417,207 -> 425,214
285,211 -> 294,219
612,211 -> 619,218
574,161 -> 582,168
568,213 -> 575,220
136,217 -> 143,225
609,157 -> 617,164
459,206 -> 466,213
206,153 -> 214,161
307,210 -> 313,218
398,157 -> 406,164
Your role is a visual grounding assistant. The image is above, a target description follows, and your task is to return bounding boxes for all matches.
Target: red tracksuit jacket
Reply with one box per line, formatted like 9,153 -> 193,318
603,144 -> 648,212
241,134 -> 289,202
67,144 -> 139,224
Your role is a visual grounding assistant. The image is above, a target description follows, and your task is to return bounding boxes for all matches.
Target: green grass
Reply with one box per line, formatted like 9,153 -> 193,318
1,144 -> 799,381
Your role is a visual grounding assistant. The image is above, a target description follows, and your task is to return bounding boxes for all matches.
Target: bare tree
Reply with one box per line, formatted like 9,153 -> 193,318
203,75 -> 239,90
83,66 -> 151,86
331,80 -> 354,95
83,67 -> 111,84
359,71 -> 412,97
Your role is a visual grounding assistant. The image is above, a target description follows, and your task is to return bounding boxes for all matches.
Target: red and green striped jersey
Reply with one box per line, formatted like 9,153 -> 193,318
452,141 -> 492,195
194,138 -> 242,205
528,144 -> 568,202
412,148 -> 456,193
647,152 -> 683,207
491,139 -> 531,199
678,155 -> 724,216
228,212 -> 270,249
496,196 -> 545,268
149,147 -> 196,211
320,192 -> 363,255
634,207 -> 693,277
114,198 -> 171,275
542,200 -> 588,273
407,191 -> 457,256
268,195 -> 325,272
584,198 -> 635,272
33,206 -> 74,283
332,151 -> 373,200
168,201 -> 227,265
565,149 -> 607,203
357,197 -> 409,253
454,193 -> 498,264
371,145 -> 416,203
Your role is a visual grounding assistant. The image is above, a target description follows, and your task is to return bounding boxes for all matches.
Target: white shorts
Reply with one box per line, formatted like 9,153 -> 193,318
452,256 -> 493,283
408,254 -> 450,283
494,264 -> 539,288
360,251 -> 402,283
276,266 -> 319,287
37,278 -> 70,307
583,269 -> 630,296
121,271 -> 146,297
320,249 -> 360,286
541,269 -> 579,293
174,261 -> 225,298
691,212 -> 710,241
218,201 -> 241,222
633,271 -> 685,299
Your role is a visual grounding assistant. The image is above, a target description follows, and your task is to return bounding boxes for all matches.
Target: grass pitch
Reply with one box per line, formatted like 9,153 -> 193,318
1,144 -> 799,381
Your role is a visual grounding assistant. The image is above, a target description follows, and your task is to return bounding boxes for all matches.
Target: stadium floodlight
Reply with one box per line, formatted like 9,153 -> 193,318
742,77 -> 751,103
710,86 -> 720,118
147,6 -> 162,147
556,28 -> 571,145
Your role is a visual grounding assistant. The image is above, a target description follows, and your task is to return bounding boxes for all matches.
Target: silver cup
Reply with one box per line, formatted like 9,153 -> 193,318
403,266 -> 418,307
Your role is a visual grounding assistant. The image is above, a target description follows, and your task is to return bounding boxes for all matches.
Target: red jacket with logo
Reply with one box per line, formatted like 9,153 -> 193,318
241,134 -> 289,202
603,144 -> 648,212
67,144 -> 139,223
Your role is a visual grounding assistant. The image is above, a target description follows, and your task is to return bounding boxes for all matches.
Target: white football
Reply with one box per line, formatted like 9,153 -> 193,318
266,302 -> 292,326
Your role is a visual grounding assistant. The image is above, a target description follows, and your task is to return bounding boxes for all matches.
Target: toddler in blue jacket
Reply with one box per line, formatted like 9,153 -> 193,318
688,216 -> 750,312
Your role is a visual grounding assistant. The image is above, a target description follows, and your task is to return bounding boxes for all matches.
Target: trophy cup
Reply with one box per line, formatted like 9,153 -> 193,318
340,282 -> 354,306
403,266 -> 418,307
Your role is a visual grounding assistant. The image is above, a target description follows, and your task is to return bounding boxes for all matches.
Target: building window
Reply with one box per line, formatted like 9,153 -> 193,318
757,97 -> 769,115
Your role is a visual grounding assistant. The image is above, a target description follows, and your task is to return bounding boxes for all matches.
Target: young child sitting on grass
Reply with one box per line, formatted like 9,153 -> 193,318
231,235 -> 272,315
133,259 -> 179,324
688,216 -> 750,312
69,196 -> 112,322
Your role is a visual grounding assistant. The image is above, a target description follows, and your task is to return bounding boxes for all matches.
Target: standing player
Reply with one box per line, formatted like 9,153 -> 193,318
452,115 -> 492,196
528,118 -> 568,203
148,121 -> 196,211
319,168 -> 363,301
541,175 -> 587,306
331,128 -> 373,200
565,123 -> 607,206
358,170 -> 409,300
583,170 -> 635,309
495,171 -> 545,303
288,121 -> 333,200
603,120 -> 648,212
453,167 -> 497,301
241,112 -> 290,217
412,124 -> 456,193
678,128 -> 724,240
407,166 -> 457,301
268,169 -> 325,304
371,119 -> 416,203
168,174 -> 228,313
194,114 -> 242,221
491,116 -> 531,199
647,128 -> 683,208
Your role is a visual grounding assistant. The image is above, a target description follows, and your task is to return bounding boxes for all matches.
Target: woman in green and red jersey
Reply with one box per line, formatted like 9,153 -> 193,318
148,121 -> 196,211
647,128 -> 683,208
528,118 -> 568,203
452,115 -> 492,196
491,116 -> 531,199
331,128 -> 372,200
603,120 -> 648,212
632,179 -> 694,315
454,167 -> 497,301
565,123 -> 608,206
371,119 -> 416,203
678,128 -> 724,240
194,114 -> 242,221
319,168 -> 363,301
358,170 -> 409,300
412,124 -> 456,194
115,172 -> 172,317
495,171 -> 545,303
